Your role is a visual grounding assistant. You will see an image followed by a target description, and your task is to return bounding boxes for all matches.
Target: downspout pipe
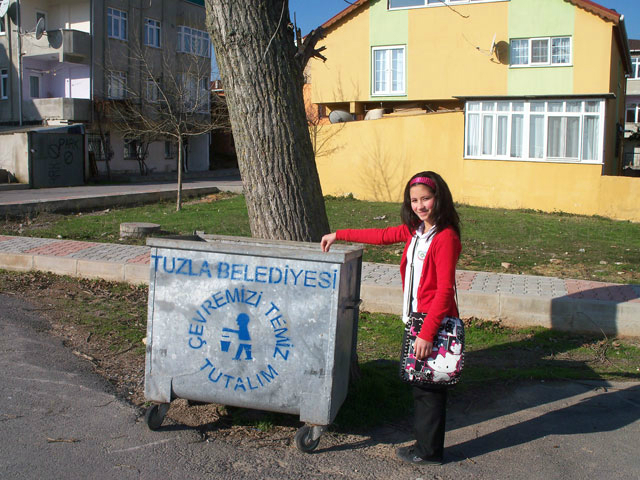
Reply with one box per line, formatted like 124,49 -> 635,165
16,0 -> 22,126
90,0 -> 94,125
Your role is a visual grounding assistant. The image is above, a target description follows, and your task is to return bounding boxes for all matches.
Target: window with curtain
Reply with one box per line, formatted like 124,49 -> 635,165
177,26 -> 211,58
510,36 -> 571,67
144,18 -> 161,48
372,46 -> 405,95
631,57 -> 640,79
107,71 -> 127,99
510,39 -> 528,66
627,104 -> 640,123
464,99 -> 604,163
107,8 -> 127,41
146,77 -> 159,102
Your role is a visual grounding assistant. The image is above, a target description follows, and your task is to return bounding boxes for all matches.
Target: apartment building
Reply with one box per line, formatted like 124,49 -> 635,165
623,39 -> 640,170
0,0 -> 211,186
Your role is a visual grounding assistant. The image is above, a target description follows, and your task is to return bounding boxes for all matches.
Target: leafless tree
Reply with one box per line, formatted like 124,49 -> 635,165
102,41 -> 230,211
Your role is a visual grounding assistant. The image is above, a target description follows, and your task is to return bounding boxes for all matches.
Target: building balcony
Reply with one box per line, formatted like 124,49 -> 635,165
22,98 -> 91,122
22,29 -> 91,65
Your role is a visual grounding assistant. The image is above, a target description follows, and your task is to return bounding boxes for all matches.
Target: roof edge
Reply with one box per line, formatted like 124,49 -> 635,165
319,0 -> 369,32
563,0 -> 620,22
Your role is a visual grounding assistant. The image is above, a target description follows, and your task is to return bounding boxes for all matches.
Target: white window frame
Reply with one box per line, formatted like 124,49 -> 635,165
176,25 -> 211,58
144,18 -> 161,48
146,77 -> 159,103
1,69 -> 8,99
510,36 -> 572,67
124,139 -> 140,160
87,133 -> 109,161
107,71 -> 127,99
631,57 -> 640,79
389,0 -> 507,9
372,45 -> 406,96
198,76 -> 210,112
627,103 -> 640,124
107,7 -> 128,41
464,98 -> 605,164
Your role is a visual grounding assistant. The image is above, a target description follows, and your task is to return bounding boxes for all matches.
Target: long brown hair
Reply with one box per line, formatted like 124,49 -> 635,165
400,171 -> 461,238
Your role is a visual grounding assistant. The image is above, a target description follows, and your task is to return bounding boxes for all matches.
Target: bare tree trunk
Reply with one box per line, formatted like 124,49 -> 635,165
177,136 -> 183,212
206,0 -> 330,242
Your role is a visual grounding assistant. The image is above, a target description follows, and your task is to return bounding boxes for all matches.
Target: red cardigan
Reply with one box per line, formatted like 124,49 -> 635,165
336,224 -> 461,342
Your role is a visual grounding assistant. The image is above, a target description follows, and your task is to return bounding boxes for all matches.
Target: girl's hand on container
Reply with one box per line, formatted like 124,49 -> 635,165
321,232 -> 337,252
414,337 -> 433,361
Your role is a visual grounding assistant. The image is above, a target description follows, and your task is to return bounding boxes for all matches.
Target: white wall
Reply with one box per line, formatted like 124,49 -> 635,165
23,0 -> 90,32
0,133 -> 29,183
66,66 -> 90,98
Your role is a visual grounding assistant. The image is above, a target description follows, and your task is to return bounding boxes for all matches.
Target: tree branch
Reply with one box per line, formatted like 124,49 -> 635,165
295,26 -> 327,69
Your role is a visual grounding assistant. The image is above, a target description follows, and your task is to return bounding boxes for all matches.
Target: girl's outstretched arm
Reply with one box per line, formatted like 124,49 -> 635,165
321,232 -> 337,252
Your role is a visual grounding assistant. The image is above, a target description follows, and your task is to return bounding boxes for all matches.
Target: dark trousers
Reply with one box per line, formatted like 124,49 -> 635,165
412,384 -> 447,461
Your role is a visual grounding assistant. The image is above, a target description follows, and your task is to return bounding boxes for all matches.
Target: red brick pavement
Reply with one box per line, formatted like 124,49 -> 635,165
565,279 -> 640,303
25,241 -> 98,256
127,253 -> 151,265
456,271 -> 476,291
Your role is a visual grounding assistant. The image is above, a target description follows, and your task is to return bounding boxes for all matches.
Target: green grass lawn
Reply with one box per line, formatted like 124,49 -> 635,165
3,193 -> 638,283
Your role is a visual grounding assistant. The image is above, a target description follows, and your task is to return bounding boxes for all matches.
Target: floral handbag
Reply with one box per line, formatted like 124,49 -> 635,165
399,312 -> 465,386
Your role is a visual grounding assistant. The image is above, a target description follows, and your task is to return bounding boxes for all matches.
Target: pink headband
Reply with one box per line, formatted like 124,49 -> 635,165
409,176 -> 436,190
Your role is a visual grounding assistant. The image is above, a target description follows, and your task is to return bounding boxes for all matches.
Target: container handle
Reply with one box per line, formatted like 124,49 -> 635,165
343,298 -> 362,310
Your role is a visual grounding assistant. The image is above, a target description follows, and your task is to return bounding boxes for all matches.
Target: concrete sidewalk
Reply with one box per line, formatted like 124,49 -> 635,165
0,171 -> 243,216
0,234 -> 638,337
4,291 -> 639,479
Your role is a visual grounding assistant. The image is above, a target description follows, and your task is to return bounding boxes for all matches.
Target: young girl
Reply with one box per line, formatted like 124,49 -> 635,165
321,171 -> 461,466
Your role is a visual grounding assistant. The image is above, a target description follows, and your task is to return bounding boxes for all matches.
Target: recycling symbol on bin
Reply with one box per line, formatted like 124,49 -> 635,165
220,313 -> 253,360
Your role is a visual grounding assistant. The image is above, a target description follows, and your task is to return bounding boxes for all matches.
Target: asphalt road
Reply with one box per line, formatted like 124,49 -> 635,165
1,293 -> 639,480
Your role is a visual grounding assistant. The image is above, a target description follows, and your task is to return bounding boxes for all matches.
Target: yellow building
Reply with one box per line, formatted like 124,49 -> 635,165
309,0 -> 640,221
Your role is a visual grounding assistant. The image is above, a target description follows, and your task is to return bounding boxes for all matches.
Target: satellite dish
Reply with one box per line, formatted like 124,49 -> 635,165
0,0 -> 10,18
364,108 -> 384,121
489,33 -> 497,56
329,110 -> 354,124
7,0 -> 18,24
35,17 -> 45,39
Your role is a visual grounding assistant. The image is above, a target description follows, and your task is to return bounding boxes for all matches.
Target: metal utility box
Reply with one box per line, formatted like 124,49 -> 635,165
144,234 -> 363,451
29,132 -> 84,188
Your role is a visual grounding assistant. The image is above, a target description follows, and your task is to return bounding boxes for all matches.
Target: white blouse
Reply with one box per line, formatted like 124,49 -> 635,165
402,223 -> 436,323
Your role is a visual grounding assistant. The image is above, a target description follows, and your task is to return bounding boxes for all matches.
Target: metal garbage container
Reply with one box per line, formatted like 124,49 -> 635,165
143,234 -> 363,452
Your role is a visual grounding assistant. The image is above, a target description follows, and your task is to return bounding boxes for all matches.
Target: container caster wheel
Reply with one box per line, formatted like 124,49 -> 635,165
295,425 -> 322,453
145,403 -> 170,431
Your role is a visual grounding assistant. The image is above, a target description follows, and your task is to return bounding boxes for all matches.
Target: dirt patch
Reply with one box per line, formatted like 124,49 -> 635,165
183,192 -> 236,205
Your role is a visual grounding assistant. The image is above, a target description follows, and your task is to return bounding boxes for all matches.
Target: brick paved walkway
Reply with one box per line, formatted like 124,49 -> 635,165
2,235 -> 638,304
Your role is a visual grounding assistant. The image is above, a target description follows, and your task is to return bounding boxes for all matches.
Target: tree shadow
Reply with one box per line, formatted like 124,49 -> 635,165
323,315 -> 640,455
550,284 -> 640,337
446,383 -> 640,462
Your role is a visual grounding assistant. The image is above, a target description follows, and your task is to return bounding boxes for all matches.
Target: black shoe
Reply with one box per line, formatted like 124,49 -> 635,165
395,445 -> 443,466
